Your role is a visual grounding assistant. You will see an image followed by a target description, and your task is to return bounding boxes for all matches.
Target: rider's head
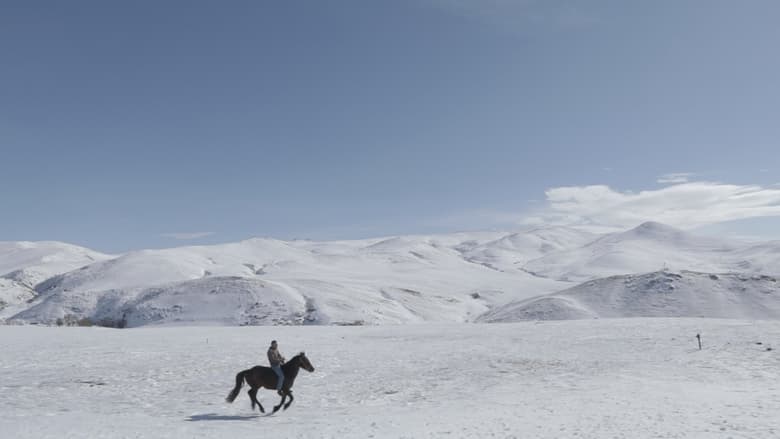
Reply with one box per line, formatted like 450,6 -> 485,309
271,340 -> 277,348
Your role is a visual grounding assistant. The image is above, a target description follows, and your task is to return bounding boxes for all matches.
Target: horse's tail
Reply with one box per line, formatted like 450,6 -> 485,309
225,369 -> 249,403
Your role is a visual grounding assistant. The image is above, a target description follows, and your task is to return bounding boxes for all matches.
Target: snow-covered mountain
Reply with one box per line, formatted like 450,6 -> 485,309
458,226 -> 597,273
4,222 -> 780,326
481,270 -> 780,322
13,276 -> 308,327
0,241 -> 112,318
522,222 -> 740,282
8,232 -> 572,326
0,241 -> 111,284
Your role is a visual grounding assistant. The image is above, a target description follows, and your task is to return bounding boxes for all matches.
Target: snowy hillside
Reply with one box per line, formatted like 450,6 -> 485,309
481,270 -> 780,322
458,226 -> 596,273
12,276 -> 307,327
0,278 -> 36,317
4,222 -> 780,326
522,222 -> 740,282
8,232 -> 573,326
0,241 -> 111,317
0,241 -> 111,285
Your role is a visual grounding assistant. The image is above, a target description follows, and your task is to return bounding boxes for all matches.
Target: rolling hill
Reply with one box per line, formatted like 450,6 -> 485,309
4,222 -> 780,326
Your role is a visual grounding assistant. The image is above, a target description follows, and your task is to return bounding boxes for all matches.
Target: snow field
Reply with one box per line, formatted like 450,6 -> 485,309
3,319 -> 780,438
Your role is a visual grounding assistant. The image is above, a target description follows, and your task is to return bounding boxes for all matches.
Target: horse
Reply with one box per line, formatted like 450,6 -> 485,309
225,352 -> 315,413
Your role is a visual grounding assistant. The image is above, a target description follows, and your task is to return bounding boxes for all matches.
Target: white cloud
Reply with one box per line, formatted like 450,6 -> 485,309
160,232 -> 215,240
657,173 -> 695,184
522,181 -> 780,231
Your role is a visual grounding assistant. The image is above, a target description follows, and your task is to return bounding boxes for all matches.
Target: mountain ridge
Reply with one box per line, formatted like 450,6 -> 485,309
3,222 -> 779,326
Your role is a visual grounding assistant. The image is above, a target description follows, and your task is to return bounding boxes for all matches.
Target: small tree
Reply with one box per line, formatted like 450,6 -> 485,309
61,314 -> 80,326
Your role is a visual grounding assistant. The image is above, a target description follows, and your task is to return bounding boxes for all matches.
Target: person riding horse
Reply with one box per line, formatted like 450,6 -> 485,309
226,350 -> 316,413
268,340 -> 286,396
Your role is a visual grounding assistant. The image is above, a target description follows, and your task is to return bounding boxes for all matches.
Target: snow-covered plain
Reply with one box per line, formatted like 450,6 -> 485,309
3,319 -> 780,438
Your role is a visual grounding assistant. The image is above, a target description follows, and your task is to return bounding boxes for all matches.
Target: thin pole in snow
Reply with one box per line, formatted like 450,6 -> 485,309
696,333 -> 701,350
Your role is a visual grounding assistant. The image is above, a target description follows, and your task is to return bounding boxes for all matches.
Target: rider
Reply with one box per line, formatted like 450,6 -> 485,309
267,340 -> 286,395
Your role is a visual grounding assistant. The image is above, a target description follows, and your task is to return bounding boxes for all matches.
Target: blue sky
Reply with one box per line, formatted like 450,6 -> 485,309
2,0 -> 779,252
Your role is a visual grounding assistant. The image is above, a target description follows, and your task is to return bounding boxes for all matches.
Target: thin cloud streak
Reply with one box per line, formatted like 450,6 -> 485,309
657,173 -> 695,184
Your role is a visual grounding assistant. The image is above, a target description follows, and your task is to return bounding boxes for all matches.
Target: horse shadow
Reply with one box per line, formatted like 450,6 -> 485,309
186,413 -> 261,422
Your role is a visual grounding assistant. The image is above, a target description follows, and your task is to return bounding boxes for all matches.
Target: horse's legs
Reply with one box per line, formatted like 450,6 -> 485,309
247,387 -> 265,413
272,392 -> 287,413
253,388 -> 265,413
248,388 -> 257,410
283,391 -> 294,410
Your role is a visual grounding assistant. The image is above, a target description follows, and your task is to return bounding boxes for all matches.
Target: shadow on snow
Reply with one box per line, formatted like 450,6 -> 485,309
186,413 -> 261,422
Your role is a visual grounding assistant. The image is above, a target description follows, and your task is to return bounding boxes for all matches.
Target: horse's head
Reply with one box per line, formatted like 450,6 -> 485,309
297,351 -> 315,373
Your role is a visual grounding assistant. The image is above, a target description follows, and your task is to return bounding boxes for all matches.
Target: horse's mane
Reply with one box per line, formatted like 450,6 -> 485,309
283,352 -> 306,366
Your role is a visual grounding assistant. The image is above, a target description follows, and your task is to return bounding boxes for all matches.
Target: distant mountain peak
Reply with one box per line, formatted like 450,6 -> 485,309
601,221 -> 692,244
630,221 -> 682,234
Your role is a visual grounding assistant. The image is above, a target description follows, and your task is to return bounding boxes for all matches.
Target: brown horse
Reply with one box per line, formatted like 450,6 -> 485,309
225,352 -> 315,413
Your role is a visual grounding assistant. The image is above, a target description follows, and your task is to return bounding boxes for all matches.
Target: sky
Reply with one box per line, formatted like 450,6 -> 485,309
1,0 -> 780,252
